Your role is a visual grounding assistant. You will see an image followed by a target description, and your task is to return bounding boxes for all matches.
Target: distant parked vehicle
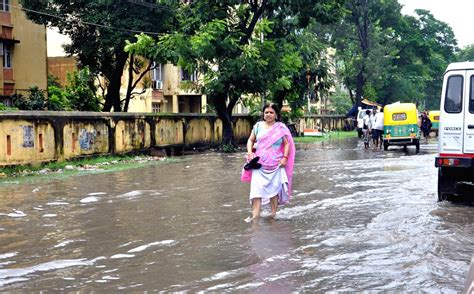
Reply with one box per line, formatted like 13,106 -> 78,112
429,110 -> 440,136
383,102 -> 420,153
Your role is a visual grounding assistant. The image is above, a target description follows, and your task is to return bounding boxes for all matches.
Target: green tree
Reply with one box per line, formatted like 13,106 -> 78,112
376,9 -> 457,109
20,0 -> 177,112
47,85 -> 70,111
456,44 -> 474,62
127,0 -> 344,146
65,67 -> 101,112
323,1 -> 456,110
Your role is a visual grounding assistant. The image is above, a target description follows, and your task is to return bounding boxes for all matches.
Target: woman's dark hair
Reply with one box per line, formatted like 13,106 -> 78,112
262,102 -> 281,121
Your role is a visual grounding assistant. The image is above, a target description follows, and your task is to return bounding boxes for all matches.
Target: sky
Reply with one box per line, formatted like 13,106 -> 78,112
47,0 -> 474,56
47,28 -> 70,57
398,0 -> 474,48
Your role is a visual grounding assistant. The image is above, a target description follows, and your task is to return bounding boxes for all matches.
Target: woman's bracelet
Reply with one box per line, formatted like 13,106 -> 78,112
282,155 -> 288,159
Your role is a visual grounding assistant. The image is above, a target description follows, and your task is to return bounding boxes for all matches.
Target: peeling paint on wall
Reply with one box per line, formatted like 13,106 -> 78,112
79,129 -> 96,150
22,126 -> 34,148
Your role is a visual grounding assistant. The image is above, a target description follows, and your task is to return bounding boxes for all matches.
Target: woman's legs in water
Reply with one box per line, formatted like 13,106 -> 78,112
252,198 -> 261,219
270,195 -> 278,218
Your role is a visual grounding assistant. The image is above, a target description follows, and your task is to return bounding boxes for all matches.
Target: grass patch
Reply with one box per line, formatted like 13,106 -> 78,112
293,131 -> 358,143
0,154 -> 179,180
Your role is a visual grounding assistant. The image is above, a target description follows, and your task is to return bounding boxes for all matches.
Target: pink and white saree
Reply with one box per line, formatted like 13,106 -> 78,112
241,122 -> 295,205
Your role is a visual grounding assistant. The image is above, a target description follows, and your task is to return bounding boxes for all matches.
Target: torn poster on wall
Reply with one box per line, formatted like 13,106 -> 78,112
79,129 -> 96,150
22,126 -> 34,148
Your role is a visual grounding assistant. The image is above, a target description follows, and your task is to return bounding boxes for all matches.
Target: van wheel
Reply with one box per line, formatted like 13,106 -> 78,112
383,141 -> 388,151
415,140 -> 420,153
438,167 -> 455,201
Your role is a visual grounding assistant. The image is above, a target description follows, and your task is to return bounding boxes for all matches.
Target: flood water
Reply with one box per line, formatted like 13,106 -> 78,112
0,137 -> 473,292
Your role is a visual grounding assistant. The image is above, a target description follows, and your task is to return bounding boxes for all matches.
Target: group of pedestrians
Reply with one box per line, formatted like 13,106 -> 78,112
362,108 -> 384,149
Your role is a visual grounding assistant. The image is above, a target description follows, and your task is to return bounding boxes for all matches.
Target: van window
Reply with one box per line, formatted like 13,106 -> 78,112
470,76 -> 474,113
444,75 -> 463,113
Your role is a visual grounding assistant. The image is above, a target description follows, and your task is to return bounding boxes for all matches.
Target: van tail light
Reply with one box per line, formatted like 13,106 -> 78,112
438,158 -> 461,166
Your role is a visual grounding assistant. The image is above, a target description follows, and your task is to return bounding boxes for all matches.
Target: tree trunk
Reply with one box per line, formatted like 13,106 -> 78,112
103,75 -> 123,112
213,95 -> 234,146
101,50 -> 128,112
355,68 -> 365,107
123,55 -> 135,113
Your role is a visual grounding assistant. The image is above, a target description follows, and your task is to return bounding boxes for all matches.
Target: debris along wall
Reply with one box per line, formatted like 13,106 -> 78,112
298,115 -> 354,133
0,112 -> 253,167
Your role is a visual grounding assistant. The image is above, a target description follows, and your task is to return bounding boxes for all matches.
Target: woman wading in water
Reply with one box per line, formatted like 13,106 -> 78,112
241,103 -> 295,221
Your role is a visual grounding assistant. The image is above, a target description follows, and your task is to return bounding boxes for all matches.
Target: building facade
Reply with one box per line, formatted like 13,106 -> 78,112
127,62 -> 207,114
0,0 -> 47,105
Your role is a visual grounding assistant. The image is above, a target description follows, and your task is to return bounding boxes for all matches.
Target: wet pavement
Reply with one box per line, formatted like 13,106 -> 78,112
0,137 -> 473,292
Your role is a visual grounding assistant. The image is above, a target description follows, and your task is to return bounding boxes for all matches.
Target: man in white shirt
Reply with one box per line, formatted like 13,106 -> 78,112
373,108 -> 384,149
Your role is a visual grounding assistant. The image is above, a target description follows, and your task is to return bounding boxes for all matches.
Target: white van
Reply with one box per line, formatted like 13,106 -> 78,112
436,62 -> 474,200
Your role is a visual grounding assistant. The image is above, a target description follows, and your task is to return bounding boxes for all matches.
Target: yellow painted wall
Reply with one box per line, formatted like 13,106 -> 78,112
0,120 -> 55,164
63,122 -> 109,159
11,0 -> 48,91
185,118 -> 213,145
0,112 -> 351,167
0,112 -> 257,166
114,120 -> 151,153
154,118 -> 184,146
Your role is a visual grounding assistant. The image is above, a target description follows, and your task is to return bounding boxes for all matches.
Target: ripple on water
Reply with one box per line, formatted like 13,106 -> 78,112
0,259 -> 94,287
80,196 -> 100,203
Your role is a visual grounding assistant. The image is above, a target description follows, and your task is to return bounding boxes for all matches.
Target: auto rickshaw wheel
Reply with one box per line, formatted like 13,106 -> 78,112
438,167 -> 456,201
383,141 -> 389,151
415,139 -> 420,153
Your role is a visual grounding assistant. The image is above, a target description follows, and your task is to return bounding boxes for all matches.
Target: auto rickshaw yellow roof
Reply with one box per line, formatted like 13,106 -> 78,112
429,110 -> 440,121
384,102 -> 417,113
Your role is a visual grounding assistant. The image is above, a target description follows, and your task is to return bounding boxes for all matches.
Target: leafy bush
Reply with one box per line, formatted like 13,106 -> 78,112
65,67 -> 101,111
221,143 -> 237,153
47,85 -> 71,111
0,103 -> 17,111
13,87 -> 46,110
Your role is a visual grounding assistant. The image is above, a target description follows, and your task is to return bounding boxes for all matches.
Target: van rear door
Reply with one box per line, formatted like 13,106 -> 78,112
440,72 -> 464,155
463,72 -> 474,153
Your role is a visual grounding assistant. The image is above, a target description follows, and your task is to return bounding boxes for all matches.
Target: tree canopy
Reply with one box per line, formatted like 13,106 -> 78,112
20,0 -> 178,112
321,0 -> 457,110
127,0 -> 345,145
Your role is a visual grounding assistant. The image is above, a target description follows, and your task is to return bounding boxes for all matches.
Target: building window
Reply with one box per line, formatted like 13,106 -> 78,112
1,0 -> 9,12
180,67 -> 198,82
152,102 -> 161,113
151,62 -> 163,90
3,44 -> 11,68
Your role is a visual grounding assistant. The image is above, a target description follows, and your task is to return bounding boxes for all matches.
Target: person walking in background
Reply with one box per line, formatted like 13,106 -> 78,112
241,103 -> 295,221
370,108 -> 378,148
420,111 -> 432,143
373,107 -> 384,149
362,109 -> 372,149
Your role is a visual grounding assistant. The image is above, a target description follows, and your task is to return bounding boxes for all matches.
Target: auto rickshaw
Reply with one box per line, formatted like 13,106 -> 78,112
383,102 -> 420,153
429,110 -> 440,136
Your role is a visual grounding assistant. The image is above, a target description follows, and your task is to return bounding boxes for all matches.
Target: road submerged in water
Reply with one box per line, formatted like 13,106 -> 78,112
0,137 -> 473,292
